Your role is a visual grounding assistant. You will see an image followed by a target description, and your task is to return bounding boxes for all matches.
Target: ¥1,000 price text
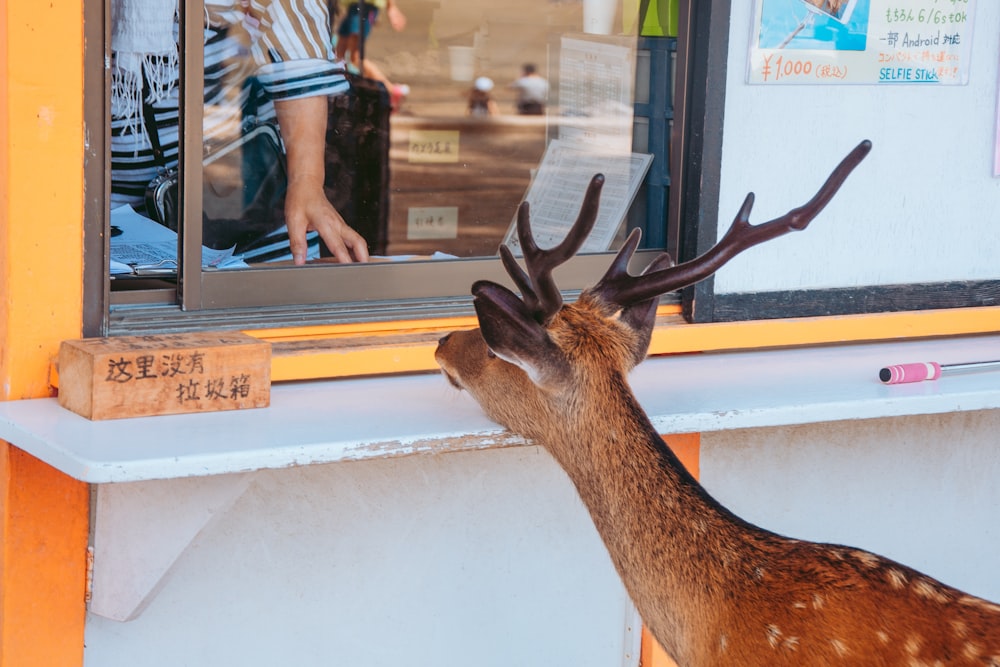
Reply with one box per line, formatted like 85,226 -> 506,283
761,55 -> 812,81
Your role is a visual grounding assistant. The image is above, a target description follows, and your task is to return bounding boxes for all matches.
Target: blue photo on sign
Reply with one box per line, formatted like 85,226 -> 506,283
757,0 -> 871,51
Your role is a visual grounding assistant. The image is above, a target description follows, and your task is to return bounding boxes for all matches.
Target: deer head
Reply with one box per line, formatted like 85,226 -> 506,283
437,140 -> 873,447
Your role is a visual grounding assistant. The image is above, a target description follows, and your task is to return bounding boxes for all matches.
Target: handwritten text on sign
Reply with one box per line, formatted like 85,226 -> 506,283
748,0 -> 975,85
58,332 -> 270,420
407,206 -> 459,240
408,130 -> 460,163
104,350 -> 254,405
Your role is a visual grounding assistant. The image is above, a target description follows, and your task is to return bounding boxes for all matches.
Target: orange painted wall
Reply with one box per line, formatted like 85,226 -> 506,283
0,0 -> 90,665
636,434 -> 699,667
0,451 -> 89,665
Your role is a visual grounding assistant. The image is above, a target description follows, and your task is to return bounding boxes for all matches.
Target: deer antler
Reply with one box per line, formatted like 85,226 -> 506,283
591,139 -> 872,308
502,174 -> 605,323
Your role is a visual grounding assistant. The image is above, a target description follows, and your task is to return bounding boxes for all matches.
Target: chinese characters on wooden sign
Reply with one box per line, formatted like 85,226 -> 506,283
103,351 -> 255,405
58,332 -> 270,420
748,0 -> 976,85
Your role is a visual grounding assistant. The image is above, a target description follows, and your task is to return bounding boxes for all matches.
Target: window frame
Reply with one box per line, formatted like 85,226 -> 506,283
84,0 -> 697,337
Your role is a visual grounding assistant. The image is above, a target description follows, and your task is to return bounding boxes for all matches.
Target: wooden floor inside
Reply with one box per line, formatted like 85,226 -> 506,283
384,115 -> 549,258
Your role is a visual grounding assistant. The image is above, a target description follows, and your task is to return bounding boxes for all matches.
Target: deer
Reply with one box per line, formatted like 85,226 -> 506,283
435,139 -> 1000,666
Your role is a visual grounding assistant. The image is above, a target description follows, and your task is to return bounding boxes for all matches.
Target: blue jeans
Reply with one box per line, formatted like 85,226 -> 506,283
337,3 -> 380,39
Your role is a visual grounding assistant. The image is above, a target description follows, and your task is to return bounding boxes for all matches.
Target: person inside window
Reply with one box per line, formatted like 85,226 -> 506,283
509,63 -> 548,116
111,0 -> 369,264
467,76 -> 498,117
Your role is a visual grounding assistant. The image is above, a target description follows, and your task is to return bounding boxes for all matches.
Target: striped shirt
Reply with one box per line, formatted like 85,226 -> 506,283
111,0 -> 350,262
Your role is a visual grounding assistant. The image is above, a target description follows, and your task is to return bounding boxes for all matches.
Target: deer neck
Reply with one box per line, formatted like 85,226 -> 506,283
539,368 -> 759,662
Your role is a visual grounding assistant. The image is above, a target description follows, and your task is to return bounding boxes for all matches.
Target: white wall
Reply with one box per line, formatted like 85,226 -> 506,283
714,3 -> 1000,293
700,409 -> 1000,603
82,407 -> 1000,667
84,447 -> 640,667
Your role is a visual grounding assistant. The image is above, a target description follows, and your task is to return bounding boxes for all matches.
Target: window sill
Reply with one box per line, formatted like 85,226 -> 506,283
258,305 -> 1000,381
4,333 -> 999,484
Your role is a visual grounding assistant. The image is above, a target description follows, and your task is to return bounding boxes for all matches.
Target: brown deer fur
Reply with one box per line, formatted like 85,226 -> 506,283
435,141 -> 1000,666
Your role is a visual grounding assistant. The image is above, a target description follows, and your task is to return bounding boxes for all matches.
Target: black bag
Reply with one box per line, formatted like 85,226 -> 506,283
145,120 -> 290,252
323,72 -> 391,256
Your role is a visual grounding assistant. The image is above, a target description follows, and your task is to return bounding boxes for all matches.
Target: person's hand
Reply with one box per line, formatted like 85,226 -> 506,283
386,2 -> 406,32
274,95 -> 369,264
284,180 -> 369,264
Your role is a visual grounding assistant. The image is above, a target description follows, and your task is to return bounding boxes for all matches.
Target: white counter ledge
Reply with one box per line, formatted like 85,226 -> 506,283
2,333 -> 999,484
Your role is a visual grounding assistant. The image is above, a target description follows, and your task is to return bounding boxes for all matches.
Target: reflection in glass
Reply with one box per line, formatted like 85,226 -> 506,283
198,2 -> 357,264
110,0 -> 648,275
372,0 -> 647,260
109,1 -> 356,272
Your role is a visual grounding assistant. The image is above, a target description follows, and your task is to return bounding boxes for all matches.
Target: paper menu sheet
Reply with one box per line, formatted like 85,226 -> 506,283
502,140 -> 653,255
558,36 -> 636,153
110,205 -> 246,274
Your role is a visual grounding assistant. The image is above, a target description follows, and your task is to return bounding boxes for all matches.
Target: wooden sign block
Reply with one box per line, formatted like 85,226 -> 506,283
58,332 -> 270,420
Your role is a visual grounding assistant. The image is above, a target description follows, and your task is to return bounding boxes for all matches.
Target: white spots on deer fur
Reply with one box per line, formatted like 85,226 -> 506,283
962,641 -> 983,660
852,550 -> 881,568
764,625 -> 799,652
753,566 -> 766,581
830,638 -> 850,657
901,635 -> 951,667
766,625 -> 782,649
792,600 -> 808,610
904,635 -> 923,655
913,578 -> 949,603
719,633 -> 728,653
982,598 -> 1000,614
876,630 -> 891,645
958,595 -> 1000,614
887,568 -> 908,590
812,593 -> 825,610
951,619 -> 969,639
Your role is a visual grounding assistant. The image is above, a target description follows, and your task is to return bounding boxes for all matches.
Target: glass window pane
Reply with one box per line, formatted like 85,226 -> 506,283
370,1 -> 648,259
106,0 -> 674,319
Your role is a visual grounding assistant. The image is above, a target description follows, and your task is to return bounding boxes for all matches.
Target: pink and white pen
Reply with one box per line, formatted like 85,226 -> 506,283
879,360 -> 1000,385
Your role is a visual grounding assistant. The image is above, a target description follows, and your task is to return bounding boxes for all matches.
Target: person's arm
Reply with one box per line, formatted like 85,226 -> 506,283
385,0 -> 406,31
274,95 -> 369,264
251,0 -> 367,263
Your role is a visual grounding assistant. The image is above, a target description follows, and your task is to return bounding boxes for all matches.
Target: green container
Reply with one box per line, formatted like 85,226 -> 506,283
641,0 -> 679,37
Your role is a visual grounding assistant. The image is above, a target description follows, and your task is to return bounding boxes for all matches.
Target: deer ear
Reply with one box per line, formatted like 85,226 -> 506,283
472,281 -> 573,390
617,252 -> 675,366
